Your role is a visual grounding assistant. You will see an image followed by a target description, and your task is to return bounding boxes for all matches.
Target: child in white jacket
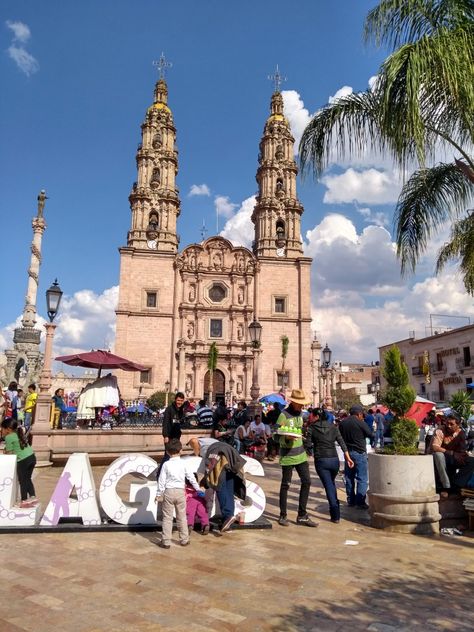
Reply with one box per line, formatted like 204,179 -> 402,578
155,438 -> 204,549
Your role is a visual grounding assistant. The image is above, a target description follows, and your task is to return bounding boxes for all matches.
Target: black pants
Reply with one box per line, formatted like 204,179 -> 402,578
279,461 -> 311,519
17,454 -> 36,501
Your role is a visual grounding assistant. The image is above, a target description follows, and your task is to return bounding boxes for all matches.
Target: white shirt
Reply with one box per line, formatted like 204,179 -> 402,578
250,421 -> 266,437
157,456 -> 200,495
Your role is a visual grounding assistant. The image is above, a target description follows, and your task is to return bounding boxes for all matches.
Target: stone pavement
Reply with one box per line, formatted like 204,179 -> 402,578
1,461 -> 473,632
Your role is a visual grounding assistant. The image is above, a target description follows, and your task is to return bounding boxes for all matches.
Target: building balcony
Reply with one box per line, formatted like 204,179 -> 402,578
411,367 -> 424,376
430,362 -> 447,375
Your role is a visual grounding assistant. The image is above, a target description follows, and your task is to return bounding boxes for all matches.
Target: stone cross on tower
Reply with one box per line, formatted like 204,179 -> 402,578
268,65 -> 287,93
153,52 -> 172,80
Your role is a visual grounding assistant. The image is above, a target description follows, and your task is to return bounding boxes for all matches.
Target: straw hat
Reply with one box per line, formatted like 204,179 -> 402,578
288,389 -> 309,405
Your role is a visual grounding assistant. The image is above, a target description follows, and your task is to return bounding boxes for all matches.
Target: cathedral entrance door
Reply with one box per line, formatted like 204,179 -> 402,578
204,369 -> 225,405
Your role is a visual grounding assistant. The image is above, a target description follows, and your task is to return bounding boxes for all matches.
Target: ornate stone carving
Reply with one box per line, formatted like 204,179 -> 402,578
188,283 -> 196,302
237,322 -> 244,341
186,320 -> 195,340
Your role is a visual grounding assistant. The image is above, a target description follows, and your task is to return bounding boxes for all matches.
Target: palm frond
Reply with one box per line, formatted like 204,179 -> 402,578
365,0 -> 474,49
299,91 -> 387,178
395,162 -> 474,273
436,211 -> 474,294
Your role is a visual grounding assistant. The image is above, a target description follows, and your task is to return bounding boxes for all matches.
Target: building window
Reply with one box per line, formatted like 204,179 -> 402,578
210,319 -> 223,338
274,297 -> 286,314
146,292 -> 157,308
463,346 -> 471,367
208,283 -> 227,303
140,369 -> 151,384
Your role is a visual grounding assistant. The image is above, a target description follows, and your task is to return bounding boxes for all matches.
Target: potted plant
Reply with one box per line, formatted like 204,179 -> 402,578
368,346 -> 441,534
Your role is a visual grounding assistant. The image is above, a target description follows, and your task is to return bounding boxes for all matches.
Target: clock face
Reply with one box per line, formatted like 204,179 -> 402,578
276,247 -> 286,257
147,239 -> 158,250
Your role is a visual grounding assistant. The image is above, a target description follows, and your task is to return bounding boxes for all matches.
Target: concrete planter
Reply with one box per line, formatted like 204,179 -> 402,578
367,453 -> 441,535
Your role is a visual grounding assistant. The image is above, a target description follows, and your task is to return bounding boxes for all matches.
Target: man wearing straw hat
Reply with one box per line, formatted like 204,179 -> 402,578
276,389 -> 317,527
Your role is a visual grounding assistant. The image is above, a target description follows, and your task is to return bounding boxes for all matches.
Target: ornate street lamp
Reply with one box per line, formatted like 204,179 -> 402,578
322,343 -> 332,368
164,379 -> 171,407
46,279 -> 63,322
248,320 -> 262,348
34,279 -> 64,464
248,319 -> 262,413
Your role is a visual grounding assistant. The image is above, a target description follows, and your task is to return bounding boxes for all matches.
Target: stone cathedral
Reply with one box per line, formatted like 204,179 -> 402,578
115,72 -> 313,402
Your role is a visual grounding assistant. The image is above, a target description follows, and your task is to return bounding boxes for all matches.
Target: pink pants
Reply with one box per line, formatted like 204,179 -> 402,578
186,494 -> 209,527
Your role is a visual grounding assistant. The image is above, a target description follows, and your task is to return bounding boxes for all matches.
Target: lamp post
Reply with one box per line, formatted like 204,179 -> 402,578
321,343 -> 333,407
248,319 -> 262,414
310,335 -> 322,407
33,280 -> 63,465
164,380 -> 171,407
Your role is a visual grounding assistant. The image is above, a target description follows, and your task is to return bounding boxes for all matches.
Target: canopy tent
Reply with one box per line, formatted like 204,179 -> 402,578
259,393 -> 287,406
55,349 -> 146,377
406,395 -> 436,426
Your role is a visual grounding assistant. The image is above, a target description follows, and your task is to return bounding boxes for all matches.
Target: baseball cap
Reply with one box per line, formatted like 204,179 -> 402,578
349,404 -> 365,415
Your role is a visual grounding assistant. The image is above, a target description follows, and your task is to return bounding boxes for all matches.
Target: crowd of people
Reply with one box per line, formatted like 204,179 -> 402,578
1,378 -> 473,537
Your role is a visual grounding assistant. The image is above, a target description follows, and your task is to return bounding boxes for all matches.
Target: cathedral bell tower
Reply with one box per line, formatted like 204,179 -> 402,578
127,57 -> 180,252
252,78 -> 304,259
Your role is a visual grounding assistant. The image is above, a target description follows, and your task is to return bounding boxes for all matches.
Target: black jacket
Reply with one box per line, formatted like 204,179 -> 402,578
162,402 -> 185,439
339,415 -> 374,453
309,420 -> 348,459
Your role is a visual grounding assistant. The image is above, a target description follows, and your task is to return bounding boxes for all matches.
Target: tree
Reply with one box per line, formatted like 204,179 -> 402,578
381,346 -> 416,416
300,0 -> 474,292
380,346 -> 418,454
207,342 -> 218,404
449,389 -> 473,419
147,391 -> 166,411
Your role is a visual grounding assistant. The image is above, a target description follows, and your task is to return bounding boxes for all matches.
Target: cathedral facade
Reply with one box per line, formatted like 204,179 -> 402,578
115,75 -> 313,402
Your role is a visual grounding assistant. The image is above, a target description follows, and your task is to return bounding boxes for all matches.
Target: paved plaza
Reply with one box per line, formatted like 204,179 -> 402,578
1,461 -> 473,632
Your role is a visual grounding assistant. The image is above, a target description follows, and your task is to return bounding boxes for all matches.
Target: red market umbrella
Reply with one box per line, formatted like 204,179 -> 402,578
406,396 -> 436,427
55,349 -> 146,377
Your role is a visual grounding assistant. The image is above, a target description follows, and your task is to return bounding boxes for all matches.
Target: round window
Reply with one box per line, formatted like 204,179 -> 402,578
208,284 -> 226,303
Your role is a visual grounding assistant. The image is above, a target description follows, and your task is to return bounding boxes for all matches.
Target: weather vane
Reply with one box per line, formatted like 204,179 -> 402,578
268,64 -> 287,92
153,52 -> 172,80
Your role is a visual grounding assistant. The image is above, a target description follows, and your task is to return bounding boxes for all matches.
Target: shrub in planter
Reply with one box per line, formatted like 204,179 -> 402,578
368,346 -> 440,533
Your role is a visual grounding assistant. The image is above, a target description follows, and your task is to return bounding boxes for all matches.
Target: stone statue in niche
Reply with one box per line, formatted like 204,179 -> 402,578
212,251 -> 223,270
185,375 -> 192,393
186,321 -> 195,340
236,377 -> 243,394
150,168 -> 160,188
237,286 -> 244,305
188,252 -> 197,270
152,131 -> 162,149
188,283 -> 196,302
237,323 -> 244,341
236,254 -> 245,273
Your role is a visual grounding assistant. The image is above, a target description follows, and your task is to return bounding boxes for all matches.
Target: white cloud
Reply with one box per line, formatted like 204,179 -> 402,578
356,205 -> 389,227
329,85 -> 353,103
0,287 -> 118,365
7,46 -> 39,76
5,20 -> 39,76
6,20 -> 30,43
219,196 -> 256,248
322,167 -> 403,204
304,213 -> 401,294
282,90 -> 313,153
305,213 -> 474,362
188,184 -> 210,197
214,195 -> 238,218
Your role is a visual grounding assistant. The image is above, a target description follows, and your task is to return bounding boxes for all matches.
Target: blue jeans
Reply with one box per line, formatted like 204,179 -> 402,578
375,427 -> 384,447
216,470 -> 235,520
24,412 -> 33,432
315,457 -> 340,521
344,451 -> 368,507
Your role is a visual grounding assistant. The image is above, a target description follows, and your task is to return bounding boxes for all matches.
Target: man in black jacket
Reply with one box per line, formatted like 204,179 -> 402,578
162,392 -> 186,443
338,404 -> 374,509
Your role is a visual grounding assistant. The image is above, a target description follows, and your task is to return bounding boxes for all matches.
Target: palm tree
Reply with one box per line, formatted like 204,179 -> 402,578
300,0 -> 474,292
207,342 -> 218,405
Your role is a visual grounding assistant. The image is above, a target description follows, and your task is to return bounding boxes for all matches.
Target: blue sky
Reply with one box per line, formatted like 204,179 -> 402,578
2,0 -> 473,364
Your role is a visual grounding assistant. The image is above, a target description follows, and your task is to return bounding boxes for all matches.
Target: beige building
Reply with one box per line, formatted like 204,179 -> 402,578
115,74 -> 313,401
379,325 -> 474,403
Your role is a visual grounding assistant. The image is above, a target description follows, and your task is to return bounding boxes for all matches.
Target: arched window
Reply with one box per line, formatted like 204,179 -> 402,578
276,177 -> 284,193
276,219 -> 286,239
152,131 -> 162,149
150,168 -> 160,187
